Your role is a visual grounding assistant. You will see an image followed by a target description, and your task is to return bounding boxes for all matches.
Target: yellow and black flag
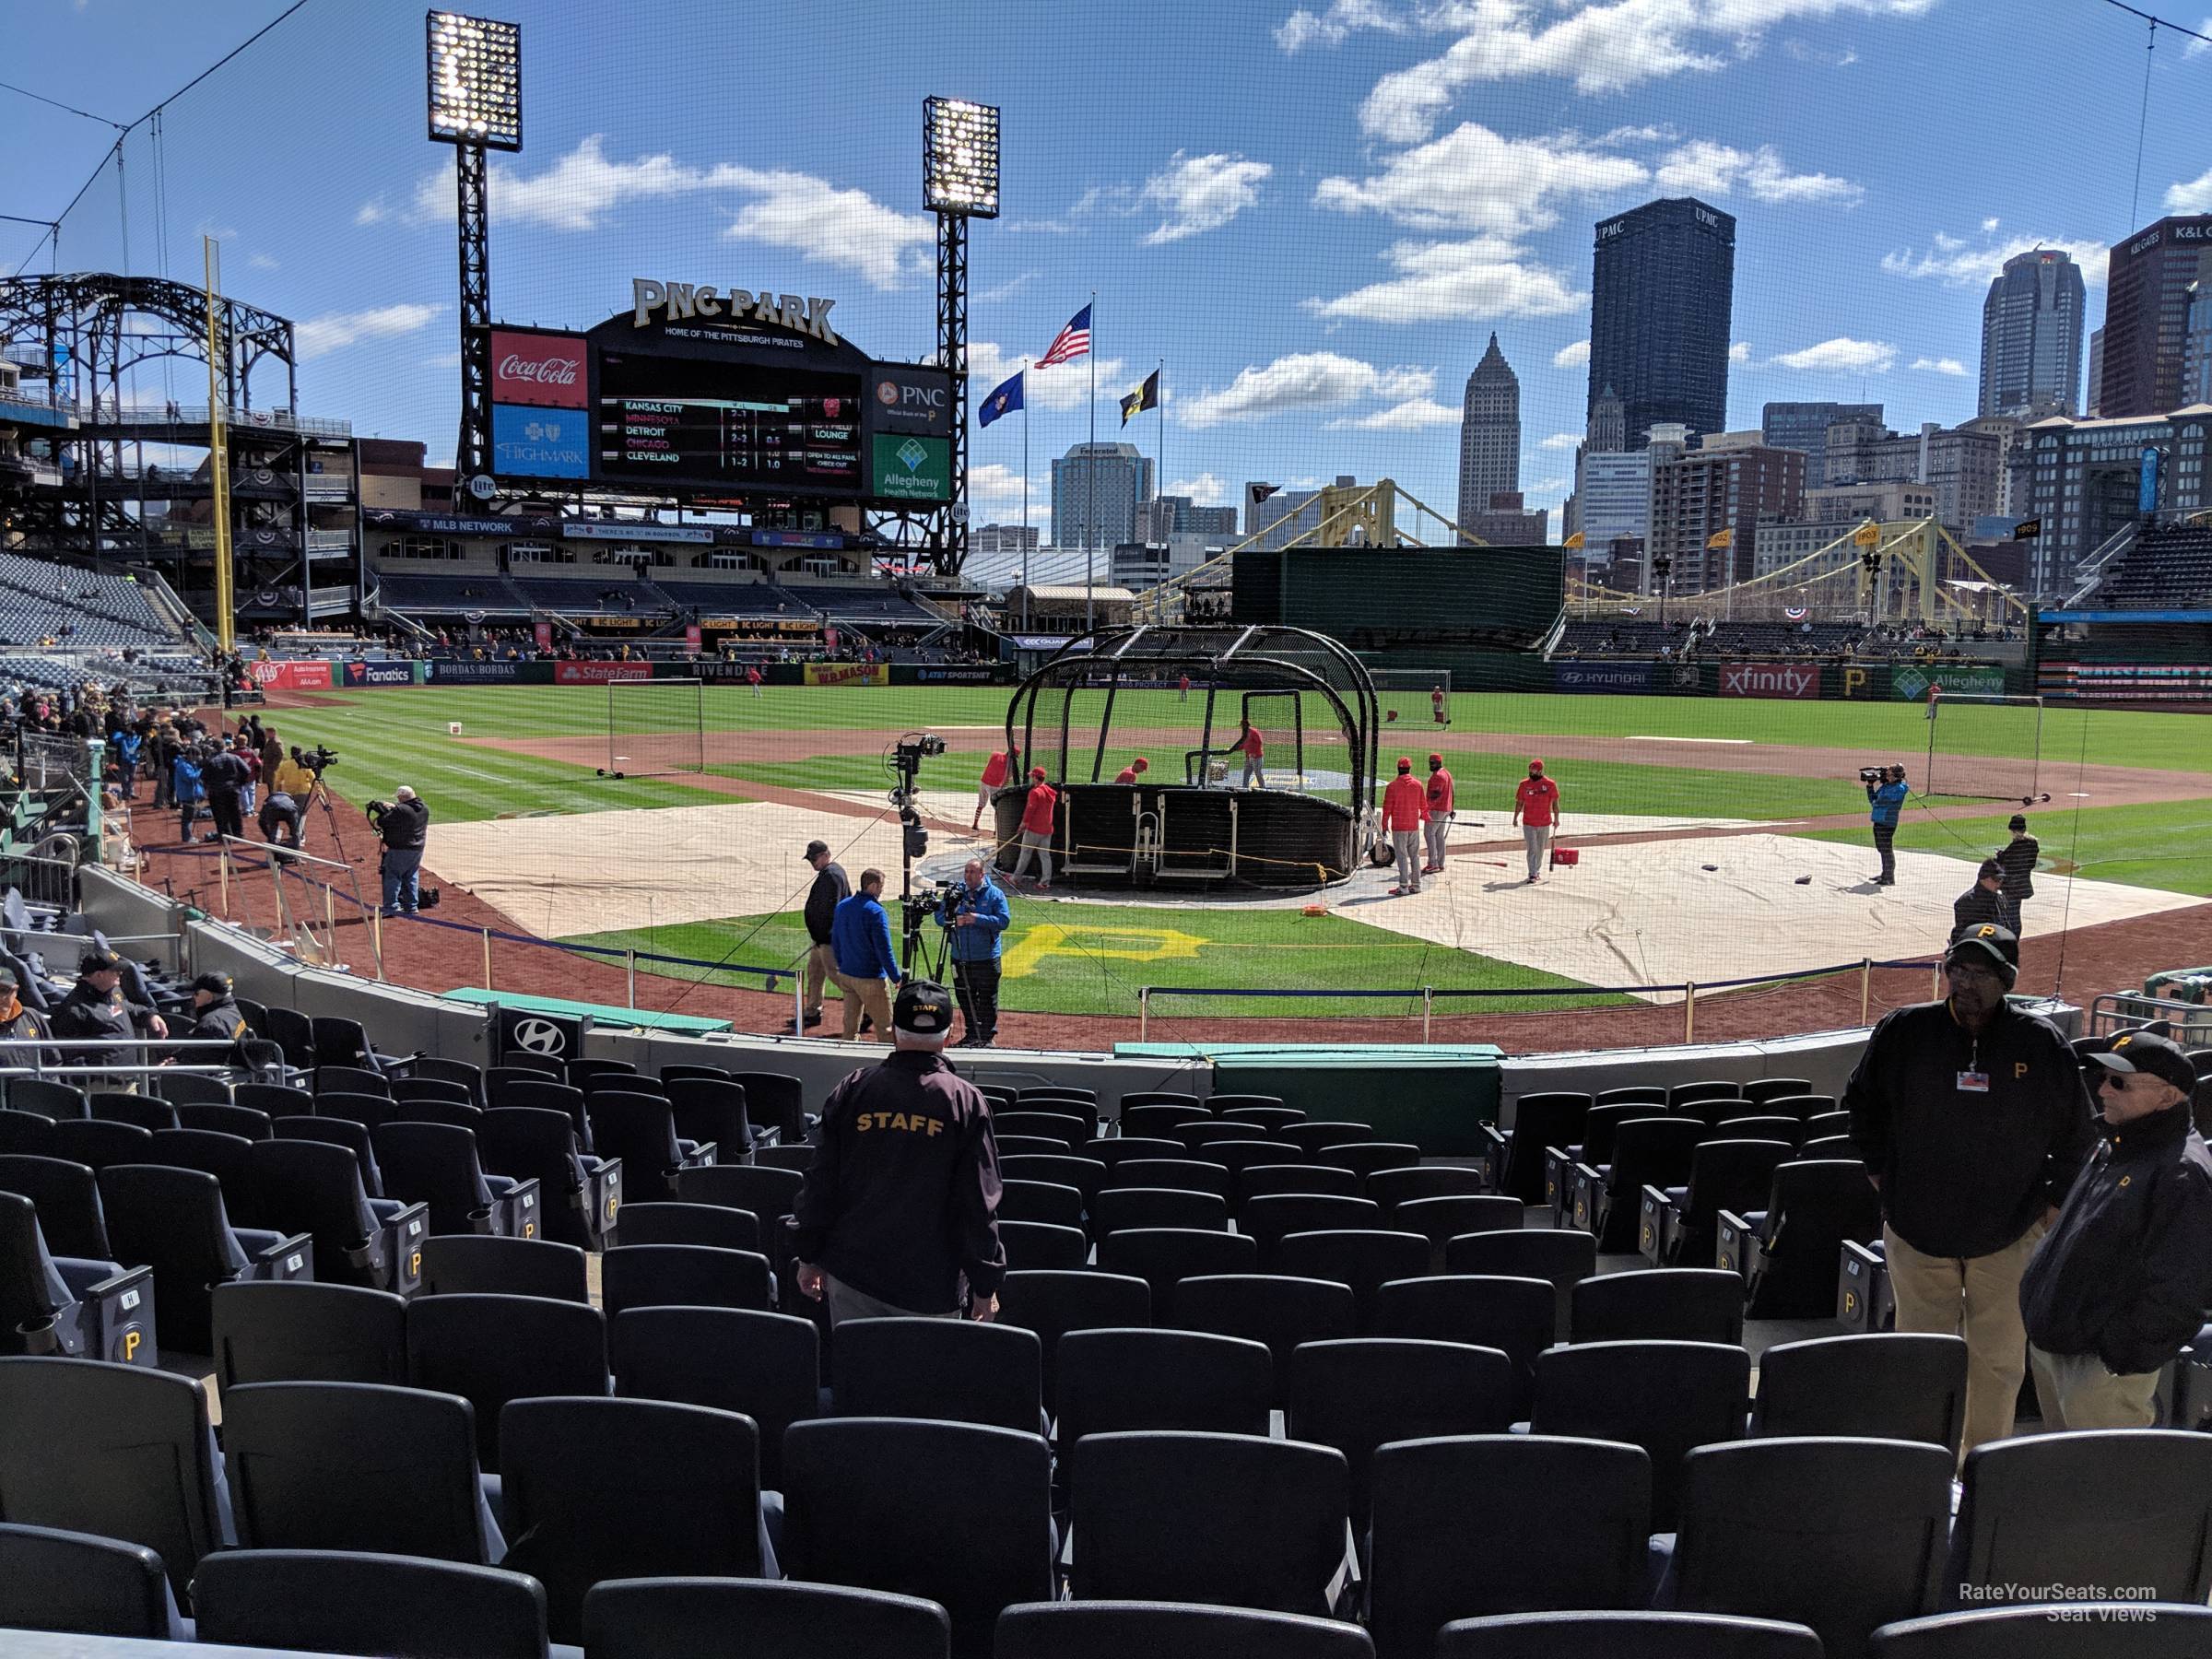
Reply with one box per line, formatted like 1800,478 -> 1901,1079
1120,368 -> 1160,426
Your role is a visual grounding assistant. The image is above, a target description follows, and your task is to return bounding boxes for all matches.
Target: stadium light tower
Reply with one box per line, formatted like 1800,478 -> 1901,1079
425,10 -> 522,493
924,97 -> 999,575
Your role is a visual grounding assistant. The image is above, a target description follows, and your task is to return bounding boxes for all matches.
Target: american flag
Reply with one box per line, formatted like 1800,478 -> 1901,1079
1038,303 -> 1091,368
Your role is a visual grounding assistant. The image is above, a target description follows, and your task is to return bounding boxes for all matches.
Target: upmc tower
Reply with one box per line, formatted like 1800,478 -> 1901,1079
1588,196 -> 1735,449
2098,214 -> 2212,418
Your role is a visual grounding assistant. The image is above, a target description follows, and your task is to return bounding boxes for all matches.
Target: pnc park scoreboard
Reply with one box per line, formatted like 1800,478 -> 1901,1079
484,276 -> 954,508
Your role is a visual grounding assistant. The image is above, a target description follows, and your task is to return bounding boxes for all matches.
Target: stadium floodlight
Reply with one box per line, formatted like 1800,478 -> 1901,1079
923,97 -> 1000,218
426,11 -> 522,151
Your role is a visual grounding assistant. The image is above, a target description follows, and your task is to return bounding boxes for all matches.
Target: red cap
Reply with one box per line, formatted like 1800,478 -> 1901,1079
1133,757 -> 1147,770
1396,756 -> 1413,771
1529,759 -> 1545,772
1030,766 -> 1047,781
1428,753 -> 1443,766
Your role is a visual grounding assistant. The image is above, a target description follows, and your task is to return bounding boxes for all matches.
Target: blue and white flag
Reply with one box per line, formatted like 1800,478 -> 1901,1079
978,368 -> 1025,428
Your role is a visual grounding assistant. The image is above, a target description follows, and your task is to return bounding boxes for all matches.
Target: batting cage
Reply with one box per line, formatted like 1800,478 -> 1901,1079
995,625 -> 1380,888
600,678 -> 705,780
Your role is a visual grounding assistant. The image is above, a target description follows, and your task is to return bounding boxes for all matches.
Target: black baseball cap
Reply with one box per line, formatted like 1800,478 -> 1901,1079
803,841 -> 830,861
191,972 -> 232,997
78,948 -> 123,976
2087,1030 -> 2199,1095
1976,859 -> 2004,881
1945,924 -> 2018,986
893,979 -> 955,1037
0,965 -> 18,991
2008,814 -> 2028,831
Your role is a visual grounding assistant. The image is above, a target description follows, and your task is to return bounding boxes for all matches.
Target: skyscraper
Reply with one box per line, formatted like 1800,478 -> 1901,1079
1588,196 -> 1735,448
1761,402 -> 1884,489
1050,441 -> 1154,550
1456,334 -> 1520,531
1587,383 -> 1626,453
1978,248 -> 2085,418
2099,215 -> 2212,417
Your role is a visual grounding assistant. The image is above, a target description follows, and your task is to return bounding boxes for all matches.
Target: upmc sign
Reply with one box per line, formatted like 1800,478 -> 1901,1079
1719,662 -> 1822,700
489,330 -> 588,409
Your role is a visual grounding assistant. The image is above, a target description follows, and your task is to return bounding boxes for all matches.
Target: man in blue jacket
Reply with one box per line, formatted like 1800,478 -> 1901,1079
830,867 -> 900,1042
936,856 -> 1010,1048
1865,762 -> 1908,886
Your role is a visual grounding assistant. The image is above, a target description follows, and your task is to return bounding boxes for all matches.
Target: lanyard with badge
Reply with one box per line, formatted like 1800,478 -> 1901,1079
1958,1032 -> 1989,1094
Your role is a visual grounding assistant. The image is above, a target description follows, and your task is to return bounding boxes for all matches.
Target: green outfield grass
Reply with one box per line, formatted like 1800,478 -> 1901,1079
570,900 -> 1631,1019
1794,797 -> 2212,898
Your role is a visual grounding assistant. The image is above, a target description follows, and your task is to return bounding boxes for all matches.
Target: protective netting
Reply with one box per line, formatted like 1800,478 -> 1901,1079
605,679 -> 705,780
1924,695 -> 2046,805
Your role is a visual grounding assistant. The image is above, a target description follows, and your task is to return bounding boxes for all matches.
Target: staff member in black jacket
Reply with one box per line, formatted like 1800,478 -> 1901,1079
2021,1030 -> 2212,1429
51,948 -> 169,1078
1844,924 -> 2093,1454
1994,813 -> 2038,932
795,839 -> 849,1032
1950,860 -> 2018,940
791,980 -> 1005,1324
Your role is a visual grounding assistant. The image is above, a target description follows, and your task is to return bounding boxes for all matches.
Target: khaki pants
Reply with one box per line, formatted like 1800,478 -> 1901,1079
803,940 -> 835,1018
1390,829 -> 1422,890
835,971 -> 893,1041
1425,815 -> 1450,869
2030,1344 -> 2161,1430
1885,1221 -> 2043,1455
1522,822 -> 1550,878
827,1275 -> 958,1325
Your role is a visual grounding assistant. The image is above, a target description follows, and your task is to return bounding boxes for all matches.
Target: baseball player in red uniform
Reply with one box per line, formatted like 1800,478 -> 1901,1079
1237,722 -> 1266,790
1114,757 -> 1149,784
1382,756 -> 1429,895
1431,683 -> 1449,726
1512,759 -> 1560,883
1178,673 -> 1192,702
973,749 -> 1010,833
1012,767 -> 1057,888
745,664 -> 763,698
1423,753 -> 1453,874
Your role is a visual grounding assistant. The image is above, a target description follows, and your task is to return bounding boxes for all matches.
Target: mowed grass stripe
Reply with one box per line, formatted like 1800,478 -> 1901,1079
1794,797 -> 2212,898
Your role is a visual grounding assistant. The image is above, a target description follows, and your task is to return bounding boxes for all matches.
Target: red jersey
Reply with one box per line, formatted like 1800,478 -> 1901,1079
981,751 -> 1009,788
1515,775 -> 1559,826
745,666 -> 761,684
1114,766 -> 1141,784
1241,728 -> 1265,758
1382,773 -> 1428,830
1431,688 -> 1444,708
1178,675 -> 1191,691
1426,767 -> 1453,815
1020,781 -> 1058,835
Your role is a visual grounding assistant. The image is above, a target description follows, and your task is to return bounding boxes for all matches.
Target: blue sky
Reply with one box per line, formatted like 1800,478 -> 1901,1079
6,0 -> 2210,543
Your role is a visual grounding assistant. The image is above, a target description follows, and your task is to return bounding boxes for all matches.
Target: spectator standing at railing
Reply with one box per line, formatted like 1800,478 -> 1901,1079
53,948 -> 167,1077
0,966 -> 55,1064
171,745 -> 206,844
112,727 -> 140,801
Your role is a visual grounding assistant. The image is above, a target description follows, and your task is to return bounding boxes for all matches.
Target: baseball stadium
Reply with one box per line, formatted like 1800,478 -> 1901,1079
6,4 -> 2212,1655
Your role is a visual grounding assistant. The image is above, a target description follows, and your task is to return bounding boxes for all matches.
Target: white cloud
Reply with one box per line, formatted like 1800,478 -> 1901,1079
1980,215 -> 2001,232
967,339 -> 1127,413
1305,237 -> 1585,324
295,302 -> 443,359
1553,340 -> 1590,369
1358,0 -> 1939,143
1653,139 -> 1861,204
2168,167 -> 2212,213
1771,335 -> 1895,374
1729,340 -> 1753,364
1167,471 -> 1232,504
1315,122 -> 1648,236
1328,396 -> 1463,429
1882,231 -> 2110,289
422,350 -> 463,370
967,462 -> 1046,505
1139,151 -> 1273,244
363,135 -> 933,288
1911,356 -> 1968,375
1276,0 -> 1406,50
979,271 -> 1039,302
1179,352 -> 1434,428
247,253 -> 279,270
1539,430 -> 1583,449
2187,18 -> 2212,56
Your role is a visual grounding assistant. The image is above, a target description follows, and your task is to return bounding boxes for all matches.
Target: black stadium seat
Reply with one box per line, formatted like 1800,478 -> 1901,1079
1288,1338 -> 1516,1525
406,1292 -> 610,1470
833,1315 -> 1043,1435
0,1152 -> 111,1258
611,1304 -> 821,1489
98,1162 -> 312,1352
585,1578 -> 951,1659
248,1137 -> 426,1296
419,1232 -> 590,1301
1168,1274 -> 1355,1396
998,1179 -> 1088,1230
1434,1611 -> 1821,1658
996,1218 -> 1088,1270
611,1200 -> 759,1251
0,1188 -> 152,1363
191,1549 -> 551,1659
1529,1340 -> 1750,1531
1752,1334 -> 1968,1453
211,1279 -> 407,1395
1868,1602 -> 2212,1656
0,1521 -> 179,1641
996,1599 -> 1374,1659
599,1242 -> 773,1319
1098,1226 -> 1254,1304
994,1269 -> 1150,1403
1055,1327 -> 1272,1449
1569,1268 -> 1746,1346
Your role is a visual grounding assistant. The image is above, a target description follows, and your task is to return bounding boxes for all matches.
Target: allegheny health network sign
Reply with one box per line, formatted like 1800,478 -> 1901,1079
872,434 -> 950,501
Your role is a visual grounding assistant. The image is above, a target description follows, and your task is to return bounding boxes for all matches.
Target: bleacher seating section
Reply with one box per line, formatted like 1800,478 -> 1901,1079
371,569 -> 950,633
2094,522 -> 2212,611
3,1028 -> 2209,1659
1557,619 -> 1865,657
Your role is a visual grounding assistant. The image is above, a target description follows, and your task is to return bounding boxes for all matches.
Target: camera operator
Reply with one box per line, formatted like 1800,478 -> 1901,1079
1865,763 -> 1908,887
372,785 -> 429,917
936,857 -> 1010,1048
201,736 -> 250,844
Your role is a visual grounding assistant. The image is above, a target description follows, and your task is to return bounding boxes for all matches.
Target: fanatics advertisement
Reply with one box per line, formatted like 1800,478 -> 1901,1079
342,661 -> 417,688
1718,662 -> 1823,700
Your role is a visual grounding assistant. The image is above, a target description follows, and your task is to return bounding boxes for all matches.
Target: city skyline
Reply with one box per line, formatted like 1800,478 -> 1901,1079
4,0 -> 2209,547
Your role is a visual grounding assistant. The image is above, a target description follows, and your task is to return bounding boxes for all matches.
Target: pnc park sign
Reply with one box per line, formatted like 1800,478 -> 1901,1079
629,276 -> 840,346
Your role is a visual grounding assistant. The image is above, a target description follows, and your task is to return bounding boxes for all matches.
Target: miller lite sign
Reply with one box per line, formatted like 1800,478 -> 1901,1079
489,330 -> 588,409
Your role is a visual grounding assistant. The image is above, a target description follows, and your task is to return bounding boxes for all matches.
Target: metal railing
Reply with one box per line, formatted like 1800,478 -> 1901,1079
78,401 -> 353,438
0,1035 -> 263,1084
2088,991 -> 2212,1044
216,836 -> 383,982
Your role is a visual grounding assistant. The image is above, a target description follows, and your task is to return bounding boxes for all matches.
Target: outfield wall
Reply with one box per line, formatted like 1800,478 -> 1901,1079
248,657 -> 1017,688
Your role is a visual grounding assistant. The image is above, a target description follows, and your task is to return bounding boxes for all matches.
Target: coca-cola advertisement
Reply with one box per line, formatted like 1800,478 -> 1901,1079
489,329 -> 588,409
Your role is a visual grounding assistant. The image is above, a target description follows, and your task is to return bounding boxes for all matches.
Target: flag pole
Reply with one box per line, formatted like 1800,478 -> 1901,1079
1156,356 -> 1165,537
1087,289 -> 1097,634
1020,360 -> 1030,633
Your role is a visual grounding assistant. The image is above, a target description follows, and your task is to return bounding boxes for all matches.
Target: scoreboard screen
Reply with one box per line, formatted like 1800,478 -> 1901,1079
596,349 -> 865,491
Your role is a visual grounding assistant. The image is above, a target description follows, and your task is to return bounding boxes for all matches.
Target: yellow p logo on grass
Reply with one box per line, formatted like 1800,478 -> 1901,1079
1001,922 -> 1209,980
